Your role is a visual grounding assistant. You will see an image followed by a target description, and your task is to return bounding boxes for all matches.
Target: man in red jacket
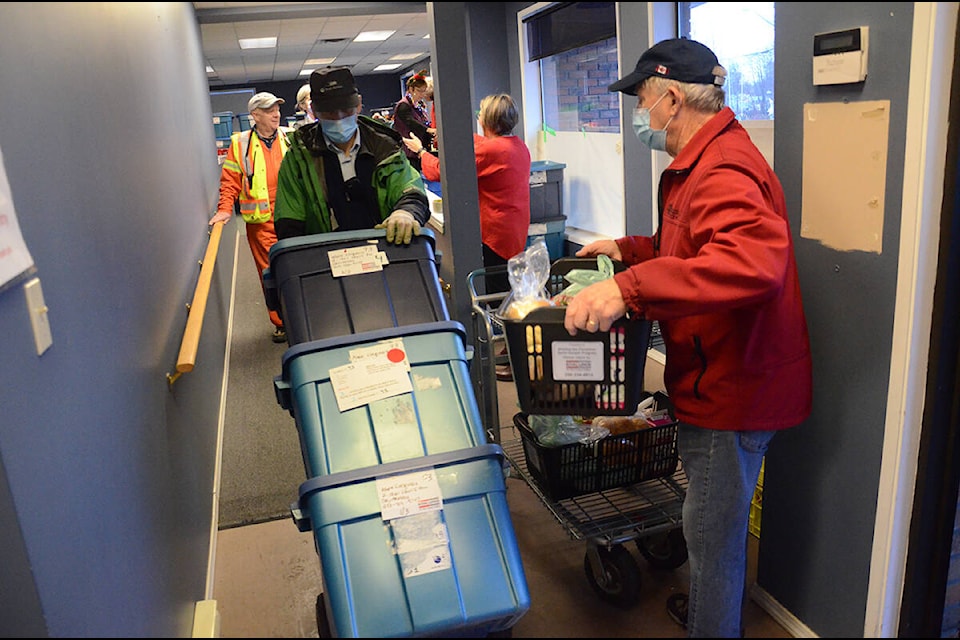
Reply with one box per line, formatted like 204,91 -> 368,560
564,38 -> 812,637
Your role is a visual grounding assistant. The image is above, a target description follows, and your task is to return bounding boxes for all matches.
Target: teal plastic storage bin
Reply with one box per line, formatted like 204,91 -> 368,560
274,321 -> 487,476
294,444 -> 530,638
527,215 -> 566,261
264,228 -> 448,346
237,112 -> 253,131
212,111 -> 233,138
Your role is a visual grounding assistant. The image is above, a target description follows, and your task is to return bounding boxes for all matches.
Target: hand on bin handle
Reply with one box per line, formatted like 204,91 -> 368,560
376,210 -> 421,245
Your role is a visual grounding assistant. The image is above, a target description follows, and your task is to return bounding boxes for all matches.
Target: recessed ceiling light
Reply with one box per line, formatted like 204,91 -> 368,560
305,57 -> 336,66
374,63 -> 402,71
206,65 -> 215,74
423,34 -> 430,39
354,30 -> 395,42
238,37 -> 277,50
389,53 -> 426,61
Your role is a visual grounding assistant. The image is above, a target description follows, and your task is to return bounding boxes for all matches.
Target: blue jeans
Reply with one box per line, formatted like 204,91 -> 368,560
678,423 -> 775,638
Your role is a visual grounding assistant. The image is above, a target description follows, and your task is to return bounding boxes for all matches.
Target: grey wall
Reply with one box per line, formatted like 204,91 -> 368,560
0,3 -> 231,636
759,4 -> 916,637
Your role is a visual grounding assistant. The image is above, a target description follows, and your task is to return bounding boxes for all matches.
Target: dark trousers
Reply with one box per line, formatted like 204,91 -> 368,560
482,244 -> 510,296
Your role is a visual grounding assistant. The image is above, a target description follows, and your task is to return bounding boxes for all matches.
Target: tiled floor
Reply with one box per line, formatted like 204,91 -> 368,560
212,376 -> 792,638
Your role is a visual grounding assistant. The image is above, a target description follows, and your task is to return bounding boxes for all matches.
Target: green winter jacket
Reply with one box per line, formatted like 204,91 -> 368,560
274,115 -> 429,237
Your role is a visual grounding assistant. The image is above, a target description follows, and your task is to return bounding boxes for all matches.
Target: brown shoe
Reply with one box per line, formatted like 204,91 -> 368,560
495,365 -> 513,382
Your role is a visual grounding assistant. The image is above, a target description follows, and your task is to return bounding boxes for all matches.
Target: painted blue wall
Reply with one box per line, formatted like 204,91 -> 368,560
0,3 -> 232,635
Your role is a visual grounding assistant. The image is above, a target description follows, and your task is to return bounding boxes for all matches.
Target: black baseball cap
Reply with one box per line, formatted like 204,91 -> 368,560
609,38 -> 726,95
310,66 -> 361,112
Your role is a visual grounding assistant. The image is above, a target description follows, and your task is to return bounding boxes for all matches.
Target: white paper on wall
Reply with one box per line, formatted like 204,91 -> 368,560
0,145 -> 35,288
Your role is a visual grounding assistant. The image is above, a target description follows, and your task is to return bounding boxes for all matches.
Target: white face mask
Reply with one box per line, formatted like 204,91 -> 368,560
632,92 -> 673,151
320,114 -> 358,144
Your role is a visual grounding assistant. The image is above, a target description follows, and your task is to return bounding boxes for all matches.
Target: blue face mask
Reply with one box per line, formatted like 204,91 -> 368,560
320,114 -> 358,144
632,92 -> 673,152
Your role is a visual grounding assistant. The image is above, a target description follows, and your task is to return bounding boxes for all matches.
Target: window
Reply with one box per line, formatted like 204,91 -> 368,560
678,2 -> 775,121
526,3 -> 619,134
539,37 -> 620,134
520,2 -> 624,240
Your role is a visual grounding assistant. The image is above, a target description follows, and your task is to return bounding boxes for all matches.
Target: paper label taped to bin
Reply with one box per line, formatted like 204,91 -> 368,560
328,244 -> 385,277
329,358 -> 412,412
348,338 -> 410,371
376,469 -> 443,520
390,511 -> 452,577
551,341 -> 604,381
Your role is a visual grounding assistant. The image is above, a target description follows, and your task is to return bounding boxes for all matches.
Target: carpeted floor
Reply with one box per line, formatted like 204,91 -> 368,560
218,226 -> 305,530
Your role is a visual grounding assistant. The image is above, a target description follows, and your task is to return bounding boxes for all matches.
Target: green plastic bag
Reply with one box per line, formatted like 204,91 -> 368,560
557,254 -> 615,299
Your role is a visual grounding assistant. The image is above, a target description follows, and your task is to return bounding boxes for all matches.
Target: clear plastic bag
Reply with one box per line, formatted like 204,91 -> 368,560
528,414 -> 610,447
496,237 -> 553,320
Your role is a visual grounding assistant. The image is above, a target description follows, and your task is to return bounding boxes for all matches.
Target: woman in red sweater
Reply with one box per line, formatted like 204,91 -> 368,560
403,93 -> 531,295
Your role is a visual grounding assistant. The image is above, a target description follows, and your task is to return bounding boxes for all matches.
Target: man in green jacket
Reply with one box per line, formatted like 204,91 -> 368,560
274,66 -> 429,244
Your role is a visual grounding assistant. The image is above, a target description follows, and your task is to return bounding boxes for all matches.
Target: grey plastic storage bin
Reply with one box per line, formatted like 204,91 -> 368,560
529,160 -> 565,222
264,228 -> 448,346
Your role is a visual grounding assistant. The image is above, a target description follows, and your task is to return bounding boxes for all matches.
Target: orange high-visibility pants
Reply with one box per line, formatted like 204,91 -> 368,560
245,219 -> 283,328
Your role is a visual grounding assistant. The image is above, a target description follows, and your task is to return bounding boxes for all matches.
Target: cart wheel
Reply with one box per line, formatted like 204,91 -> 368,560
636,529 -> 688,570
315,593 -> 332,638
583,544 -> 641,608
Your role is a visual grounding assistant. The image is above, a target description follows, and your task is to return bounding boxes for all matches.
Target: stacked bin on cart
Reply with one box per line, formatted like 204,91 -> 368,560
266,228 -> 530,637
264,228 -> 451,346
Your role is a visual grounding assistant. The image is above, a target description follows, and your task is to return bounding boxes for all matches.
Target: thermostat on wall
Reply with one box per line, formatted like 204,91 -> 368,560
813,26 -> 868,85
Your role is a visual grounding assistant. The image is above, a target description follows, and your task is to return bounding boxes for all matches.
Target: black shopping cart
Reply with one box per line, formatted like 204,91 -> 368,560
467,259 -> 687,608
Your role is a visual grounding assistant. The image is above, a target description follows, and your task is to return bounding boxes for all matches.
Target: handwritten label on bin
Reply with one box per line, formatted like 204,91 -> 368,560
348,338 -> 410,371
328,244 -> 386,277
329,358 -> 411,412
376,469 -> 443,521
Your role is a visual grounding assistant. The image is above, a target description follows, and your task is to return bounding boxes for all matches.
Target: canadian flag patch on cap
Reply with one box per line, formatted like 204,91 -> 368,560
655,64 -> 669,75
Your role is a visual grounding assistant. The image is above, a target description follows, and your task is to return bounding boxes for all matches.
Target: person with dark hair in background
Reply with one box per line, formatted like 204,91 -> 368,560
274,66 -> 429,246
209,91 -> 293,343
392,70 -> 433,171
564,38 -> 812,637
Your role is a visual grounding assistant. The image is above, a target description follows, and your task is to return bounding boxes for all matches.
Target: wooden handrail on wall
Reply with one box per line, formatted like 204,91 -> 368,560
167,221 -> 225,387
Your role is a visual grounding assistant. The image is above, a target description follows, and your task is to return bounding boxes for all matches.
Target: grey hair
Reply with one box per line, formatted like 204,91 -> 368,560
644,75 -> 725,113
479,93 -> 519,136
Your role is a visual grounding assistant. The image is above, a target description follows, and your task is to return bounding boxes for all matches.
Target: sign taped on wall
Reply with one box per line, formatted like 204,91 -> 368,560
800,100 -> 890,253
0,145 -> 36,290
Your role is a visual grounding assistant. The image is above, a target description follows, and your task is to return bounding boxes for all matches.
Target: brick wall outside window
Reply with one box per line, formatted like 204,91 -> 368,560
543,37 -> 621,134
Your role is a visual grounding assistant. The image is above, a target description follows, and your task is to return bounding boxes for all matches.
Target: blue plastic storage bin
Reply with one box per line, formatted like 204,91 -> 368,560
264,228 -> 448,346
274,321 -> 487,476
237,112 -> 253,131
294,444 -> 530,638
212,111 -> 233,138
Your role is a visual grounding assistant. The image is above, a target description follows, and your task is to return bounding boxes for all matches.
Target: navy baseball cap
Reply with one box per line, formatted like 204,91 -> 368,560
609,38 -> 726,95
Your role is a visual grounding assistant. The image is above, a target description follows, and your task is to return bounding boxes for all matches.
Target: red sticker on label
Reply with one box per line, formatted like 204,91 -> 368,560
387,348 -> 406,363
